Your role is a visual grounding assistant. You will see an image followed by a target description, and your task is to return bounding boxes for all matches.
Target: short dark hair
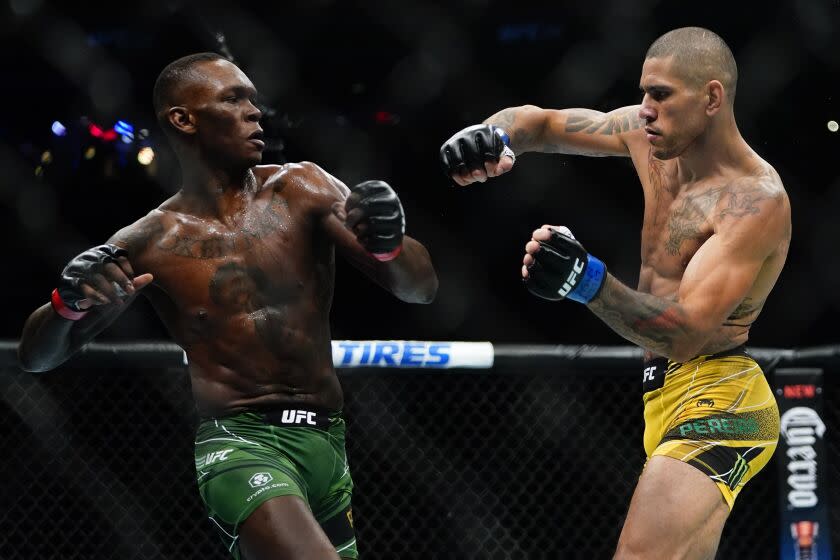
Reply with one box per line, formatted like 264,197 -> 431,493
152,52 -> 226,119
645,27 -> 738,103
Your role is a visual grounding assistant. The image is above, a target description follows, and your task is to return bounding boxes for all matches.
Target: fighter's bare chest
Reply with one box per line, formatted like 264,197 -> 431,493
146,195 -> 313,302
640,161 -> 720,274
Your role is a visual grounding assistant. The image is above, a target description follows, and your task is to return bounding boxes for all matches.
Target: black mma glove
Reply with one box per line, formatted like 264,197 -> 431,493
525,227 -> 607,303
52,244 -> 128,320
439,124 -> 515,177
345,180 -> 405,261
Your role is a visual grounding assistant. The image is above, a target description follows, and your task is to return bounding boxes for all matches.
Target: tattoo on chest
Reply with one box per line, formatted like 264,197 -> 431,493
240,192 -> 289,238
665,191 -> 715,255
158,234 -> 238,259
648,151 -> 670,226
156,195 -> 291,259
665,184 -> 766,256
209,262 -> 268,312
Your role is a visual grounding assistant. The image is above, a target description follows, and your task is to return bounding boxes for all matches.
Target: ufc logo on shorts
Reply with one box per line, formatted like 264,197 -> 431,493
558,258 -> 585,296
280,410 -> 317,425
643,366 -> 657,383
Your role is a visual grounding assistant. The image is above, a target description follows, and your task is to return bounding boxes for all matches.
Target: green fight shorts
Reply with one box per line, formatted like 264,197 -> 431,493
194,407 -> 357,559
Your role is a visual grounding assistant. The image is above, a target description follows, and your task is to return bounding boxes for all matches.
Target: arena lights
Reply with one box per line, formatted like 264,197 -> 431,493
828,120 -> 838,133
51,121 -> 67,136
137,147 -> 154,165
114,120 -> 134,135
88,123 -> 104,137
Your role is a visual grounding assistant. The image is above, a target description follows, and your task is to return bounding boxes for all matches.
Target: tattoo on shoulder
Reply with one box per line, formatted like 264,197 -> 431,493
665,174 -> 783,255
113,215 -> 164,255
565,108 -> 642,136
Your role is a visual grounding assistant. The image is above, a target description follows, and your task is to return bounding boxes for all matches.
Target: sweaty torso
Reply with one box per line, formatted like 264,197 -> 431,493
117,164 -> 344,417
626,144 -> 790,360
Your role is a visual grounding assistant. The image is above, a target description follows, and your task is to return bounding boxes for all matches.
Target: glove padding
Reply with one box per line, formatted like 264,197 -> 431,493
439,124 -> 507,177
58,244 -> 128,311
345,180 -> 405,259
525,228 -> 607,304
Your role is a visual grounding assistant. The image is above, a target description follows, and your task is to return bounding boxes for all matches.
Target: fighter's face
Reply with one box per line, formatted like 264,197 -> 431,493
185,60 -> 264,167
638,57 -> 708,160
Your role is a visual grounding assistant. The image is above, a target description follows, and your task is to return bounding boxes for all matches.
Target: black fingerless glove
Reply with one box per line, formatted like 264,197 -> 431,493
347,181 -> 405,261
439,124 -> 510,177
53,244 -> 127,316
525,229 -> 607,303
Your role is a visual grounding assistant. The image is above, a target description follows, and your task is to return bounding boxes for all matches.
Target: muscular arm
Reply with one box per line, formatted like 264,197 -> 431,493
586,181 -> 789,361
484,104 -> 643,157
17,215 -> 160,372
325,214 -> 438,304
301,162 -> 438,304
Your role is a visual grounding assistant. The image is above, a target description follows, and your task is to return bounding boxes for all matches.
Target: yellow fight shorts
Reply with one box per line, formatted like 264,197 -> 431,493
641,345 -> 780,509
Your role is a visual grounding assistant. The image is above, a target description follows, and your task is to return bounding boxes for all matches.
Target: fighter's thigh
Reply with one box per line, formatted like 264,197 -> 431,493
614,456 -> 730,560
239,494 -> 340,560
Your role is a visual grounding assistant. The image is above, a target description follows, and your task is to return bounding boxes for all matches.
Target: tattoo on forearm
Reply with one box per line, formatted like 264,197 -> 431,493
488,109 -> 516,131
587,276 -> 689,355
487,109 -> 544,152
565,108 -> 642,135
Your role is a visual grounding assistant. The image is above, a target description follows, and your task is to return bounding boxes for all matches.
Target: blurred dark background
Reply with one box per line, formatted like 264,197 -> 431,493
1,0 -> 838,347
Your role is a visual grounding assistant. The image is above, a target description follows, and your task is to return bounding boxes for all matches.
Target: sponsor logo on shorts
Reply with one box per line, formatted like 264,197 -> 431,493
347,507 -> 354,528
246,482 -> 291,503
336,341 -> 451,367
280,410 -> 318,426
196,448 -> 234,469
677,417 -> 759,437
727,453 -> 750,489
696,399 -> 715,408
248,472 -> 273,488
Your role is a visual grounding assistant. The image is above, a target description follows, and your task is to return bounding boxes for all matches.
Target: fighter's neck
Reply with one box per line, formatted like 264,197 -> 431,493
178,165 -> 260,218
675,117 -> 751,183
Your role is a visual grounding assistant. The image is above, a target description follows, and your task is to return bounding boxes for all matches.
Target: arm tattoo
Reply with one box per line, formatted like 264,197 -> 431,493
486,108 -> 542,152
587,275 -> 691,356
723,297 -> 764,327
113,216 -> 164,255
488,108 -> 516,131
565,108 -> 642,135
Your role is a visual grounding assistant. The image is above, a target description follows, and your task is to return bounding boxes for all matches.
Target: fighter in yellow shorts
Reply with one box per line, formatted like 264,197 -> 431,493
440,26 -> 789,560
642,346 -> 779,510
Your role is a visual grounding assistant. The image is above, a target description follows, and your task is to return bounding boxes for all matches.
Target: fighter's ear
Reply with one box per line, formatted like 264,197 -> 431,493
705,80 -> 724,116
167,106 -> 197,135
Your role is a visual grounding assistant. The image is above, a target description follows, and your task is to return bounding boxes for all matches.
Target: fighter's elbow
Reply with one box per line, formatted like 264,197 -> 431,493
666,328 -> 712,363
397,276 -> 438,304
17,346 -> 51,373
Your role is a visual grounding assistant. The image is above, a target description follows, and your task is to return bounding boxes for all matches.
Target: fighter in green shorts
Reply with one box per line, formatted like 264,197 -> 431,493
196,409 -> 357,559
18,53 -> 437,560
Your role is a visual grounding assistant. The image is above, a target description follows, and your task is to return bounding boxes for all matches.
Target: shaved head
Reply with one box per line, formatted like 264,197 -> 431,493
645,27 -> 738,104
152,52 -> 227,124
